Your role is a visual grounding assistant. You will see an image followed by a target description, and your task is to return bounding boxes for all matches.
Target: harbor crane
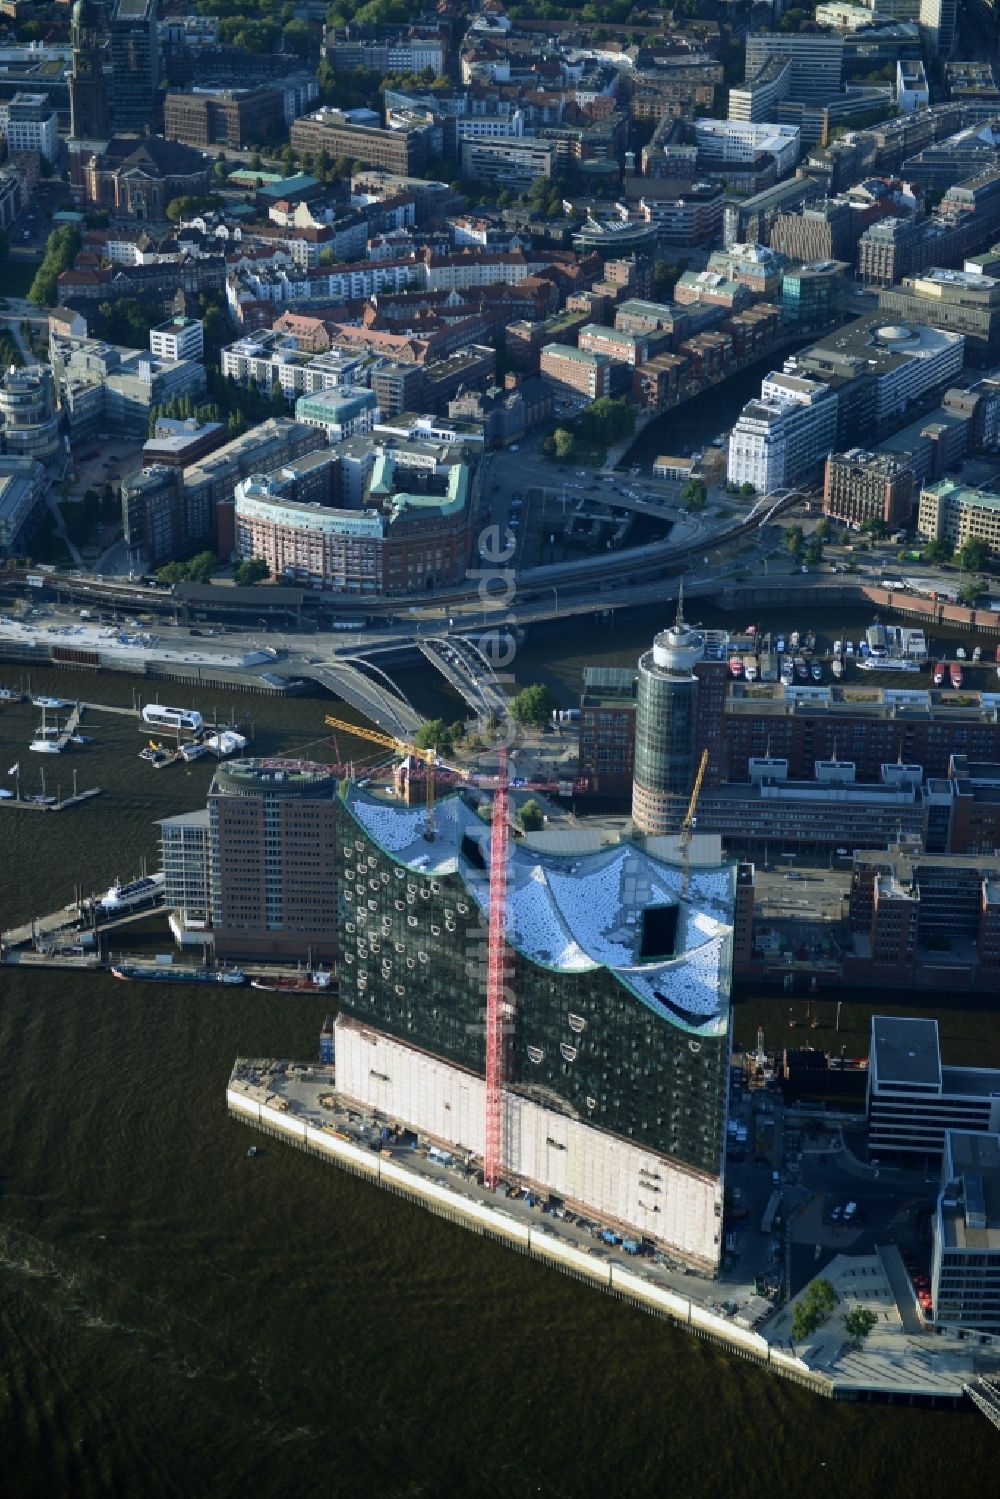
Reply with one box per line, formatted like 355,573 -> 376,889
324,715 -> 441,835
679,747 -> 710,899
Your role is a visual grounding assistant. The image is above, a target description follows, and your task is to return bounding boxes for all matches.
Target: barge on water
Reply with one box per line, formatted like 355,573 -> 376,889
111,963 -> 246,985
250,971 -> 335,993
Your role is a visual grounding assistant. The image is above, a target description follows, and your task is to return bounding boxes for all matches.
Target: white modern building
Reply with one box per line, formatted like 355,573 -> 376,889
455,111 -> 525,141
0,92 -> 58,161
931,1129 -> 1000,1332
867,1015 -> 1000,1160
896,58 -> 930,113
729,56 -> 793,124
294,386 -> 380,442
816,2 -> 886,28
743,32 -> 845,104
727,370 -> 837,492
789,319 -> 964,431
150,314 -> 204,364
695,119 -> 800,176
221,331 -> 370,403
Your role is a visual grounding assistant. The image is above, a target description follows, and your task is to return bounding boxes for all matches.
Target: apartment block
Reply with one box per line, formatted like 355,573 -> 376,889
290,108 -> 435,175
743,33 -> 845,103
932,1130 -> 1000,1333
727,369 -> 837,493
539,343 -> 611,399
577,324 -> 659,367
918,478 -> 1000,556
150,314 -> 204,364
823,449 -> 915,528
459,137 -> 555,188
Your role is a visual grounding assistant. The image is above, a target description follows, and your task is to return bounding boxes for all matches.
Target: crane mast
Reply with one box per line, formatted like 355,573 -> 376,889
485,745 -> 509,1189
325,714 -> 439,836
679,747 -> 710,898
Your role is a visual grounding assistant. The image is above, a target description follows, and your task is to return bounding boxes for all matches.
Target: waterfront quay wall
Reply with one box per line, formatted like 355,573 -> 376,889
0,636 -> 303,695
226,1084 -> 832,1400
721,582 -> 1000,638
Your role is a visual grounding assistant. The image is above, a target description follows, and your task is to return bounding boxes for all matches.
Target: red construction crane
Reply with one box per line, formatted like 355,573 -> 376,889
484,745 -> 509,1190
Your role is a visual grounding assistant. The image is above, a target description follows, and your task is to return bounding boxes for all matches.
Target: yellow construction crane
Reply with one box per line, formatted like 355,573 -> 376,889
324,715 -> 441,836
679,747 -> 710,898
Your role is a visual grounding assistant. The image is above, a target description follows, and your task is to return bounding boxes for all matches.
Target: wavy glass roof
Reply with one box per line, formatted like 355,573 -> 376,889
342,786 -> 734,1034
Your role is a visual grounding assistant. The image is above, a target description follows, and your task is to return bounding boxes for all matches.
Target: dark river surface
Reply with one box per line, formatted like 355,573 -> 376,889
1,649 -> 995,1499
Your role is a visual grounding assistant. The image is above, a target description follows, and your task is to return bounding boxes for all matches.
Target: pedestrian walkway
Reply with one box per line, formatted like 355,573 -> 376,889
44,491 -> 85,568
878,1242 -> 922,1335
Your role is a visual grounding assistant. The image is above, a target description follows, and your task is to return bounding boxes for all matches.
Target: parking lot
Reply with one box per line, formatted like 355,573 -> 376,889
723,1078 -> 940,1303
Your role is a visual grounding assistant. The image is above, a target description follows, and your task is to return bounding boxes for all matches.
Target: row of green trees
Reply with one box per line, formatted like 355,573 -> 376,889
155,551 -> 270,587
28,225 -> 81,308
165,194 -> 225,224
412,686 -> 558,759
544,399 -> 637,463
791,1276 -> 878,1345
94,298 -> 159,350
156,551 -> 218,585
147,394 -> 226,437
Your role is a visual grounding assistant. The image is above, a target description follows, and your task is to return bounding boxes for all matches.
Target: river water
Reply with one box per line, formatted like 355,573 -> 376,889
1,659 -> 994,1498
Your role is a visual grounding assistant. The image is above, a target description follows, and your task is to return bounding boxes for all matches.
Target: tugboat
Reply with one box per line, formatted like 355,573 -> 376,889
729,655 -> 744,679
810,661 -> 823,682
933,662 -> 945,685
950,661 -> 964,688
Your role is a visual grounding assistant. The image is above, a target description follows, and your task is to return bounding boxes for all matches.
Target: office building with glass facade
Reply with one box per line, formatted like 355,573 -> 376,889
932,1129 -> 1000,1331
632,607 -> 707,836
111,0 -> 160,136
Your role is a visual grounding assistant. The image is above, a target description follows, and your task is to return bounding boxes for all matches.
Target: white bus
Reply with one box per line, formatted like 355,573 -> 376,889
141,704 -> 203,733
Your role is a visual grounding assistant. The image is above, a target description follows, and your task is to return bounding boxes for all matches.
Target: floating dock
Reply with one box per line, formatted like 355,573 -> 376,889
0,787 -> 102,813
